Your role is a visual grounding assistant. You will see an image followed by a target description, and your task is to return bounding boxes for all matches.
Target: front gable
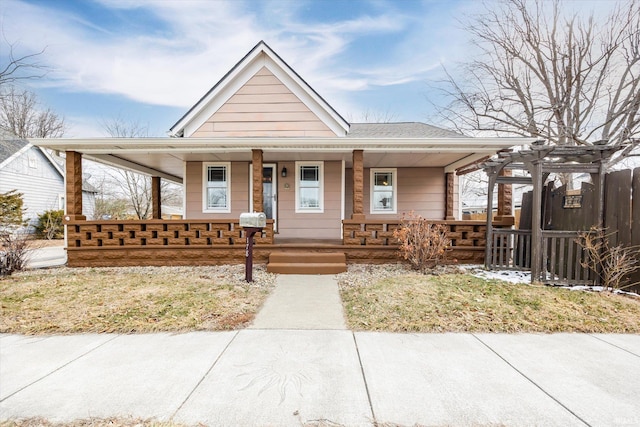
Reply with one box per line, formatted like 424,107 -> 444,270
170,41 -> 349,138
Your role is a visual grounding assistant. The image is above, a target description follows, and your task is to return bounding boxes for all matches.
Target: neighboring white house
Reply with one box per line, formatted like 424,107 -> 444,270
0,132 -> 97,226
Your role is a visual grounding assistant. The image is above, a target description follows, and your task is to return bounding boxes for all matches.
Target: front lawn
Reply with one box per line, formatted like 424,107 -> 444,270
338,265 -> 640,333
0,265 -> 275,335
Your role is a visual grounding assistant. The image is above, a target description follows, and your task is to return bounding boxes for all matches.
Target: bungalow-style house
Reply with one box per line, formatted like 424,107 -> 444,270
31,41 -> 531,271
0,131 -> 97,228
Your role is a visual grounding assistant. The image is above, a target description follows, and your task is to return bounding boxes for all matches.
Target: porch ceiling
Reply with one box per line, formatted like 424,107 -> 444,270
30,137 -> 535,184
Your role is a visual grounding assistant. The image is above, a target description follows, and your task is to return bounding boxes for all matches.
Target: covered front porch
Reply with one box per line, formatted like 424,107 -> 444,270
36,136 -> 524,268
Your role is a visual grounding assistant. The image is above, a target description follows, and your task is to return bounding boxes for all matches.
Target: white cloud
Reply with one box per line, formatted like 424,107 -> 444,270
2,0 -> 488,124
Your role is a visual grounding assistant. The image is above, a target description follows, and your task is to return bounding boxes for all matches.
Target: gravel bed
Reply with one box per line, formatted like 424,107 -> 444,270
337,263 -> 468,289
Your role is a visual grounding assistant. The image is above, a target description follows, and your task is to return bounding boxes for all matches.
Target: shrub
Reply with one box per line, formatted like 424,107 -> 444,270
35,209 -> 64,239
577,227 -> 640,291
0,190 -> 25,226
0,229 -> 31,276
393,211 -> 451,272
0,190 -> 31,276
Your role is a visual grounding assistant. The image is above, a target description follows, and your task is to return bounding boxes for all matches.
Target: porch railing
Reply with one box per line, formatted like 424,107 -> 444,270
488,228 -> 593,285
342,219 -> 498,249
66,219 -> 275,247
490,229 -> 532,270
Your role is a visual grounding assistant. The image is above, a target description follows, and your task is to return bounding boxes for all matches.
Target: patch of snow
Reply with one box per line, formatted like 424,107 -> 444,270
461,265 -> 532,284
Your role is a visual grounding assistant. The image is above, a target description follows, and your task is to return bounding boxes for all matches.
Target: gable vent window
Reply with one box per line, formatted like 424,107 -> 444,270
203,162 -> 231,213
28,153 -> 37,169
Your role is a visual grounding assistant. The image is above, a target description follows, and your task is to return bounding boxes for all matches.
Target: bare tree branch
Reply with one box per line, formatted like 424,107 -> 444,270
0,32 -> 49,87
435,0 -> 640,165
0,86 -> 65,138
100,116 -> 181,219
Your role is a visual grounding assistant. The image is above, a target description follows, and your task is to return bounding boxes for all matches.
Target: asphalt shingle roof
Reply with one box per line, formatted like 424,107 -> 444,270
346,122 -> 467,138
0,134 -> 28,165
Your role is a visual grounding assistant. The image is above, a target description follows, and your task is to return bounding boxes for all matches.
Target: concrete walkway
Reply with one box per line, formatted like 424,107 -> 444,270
26,246 -> 66,269
250,274 -> 347,329
2,332 -> 639,426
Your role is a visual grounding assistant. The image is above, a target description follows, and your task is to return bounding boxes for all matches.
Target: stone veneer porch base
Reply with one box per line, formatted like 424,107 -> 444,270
65,244 -> 485,268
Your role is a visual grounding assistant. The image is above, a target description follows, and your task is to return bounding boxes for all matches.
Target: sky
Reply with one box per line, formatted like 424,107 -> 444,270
0,0 -> 621,138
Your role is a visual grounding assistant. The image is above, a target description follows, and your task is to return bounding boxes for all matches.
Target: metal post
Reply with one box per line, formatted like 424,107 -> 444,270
244,227 -> 261,282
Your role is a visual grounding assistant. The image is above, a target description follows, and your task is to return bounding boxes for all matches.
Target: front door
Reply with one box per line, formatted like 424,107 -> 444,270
262,164 -> 277,231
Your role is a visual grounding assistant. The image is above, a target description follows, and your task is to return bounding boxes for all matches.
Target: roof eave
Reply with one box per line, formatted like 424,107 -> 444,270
29,137 -> 533,154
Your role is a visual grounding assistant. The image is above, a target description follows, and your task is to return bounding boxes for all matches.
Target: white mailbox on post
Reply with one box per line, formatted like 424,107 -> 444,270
239,212 -> 266,282
239,212 -> 266,229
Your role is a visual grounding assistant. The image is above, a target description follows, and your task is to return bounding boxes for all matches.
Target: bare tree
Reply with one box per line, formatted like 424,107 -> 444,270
100,116 -> 152,219
0,34 -> 48,88
348,108 -> 399,123
101,115 -> 148,140
438,0 -> 639,162
0,86 -> 65,138
101,116 -> 182,219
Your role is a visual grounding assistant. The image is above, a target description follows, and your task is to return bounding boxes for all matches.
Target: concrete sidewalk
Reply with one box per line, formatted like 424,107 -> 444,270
2,331 -> 639,426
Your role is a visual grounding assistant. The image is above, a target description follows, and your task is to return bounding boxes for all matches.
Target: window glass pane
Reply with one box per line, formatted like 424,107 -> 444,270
372,170 -> 395,211
374,172 -> 392,187
207,188 -> 227,208
300,166 -> 319,182
208,166 -> 226,183
373,192 -> 393,210
299,188 -> 319,208
206,165 -> 228,209
297,163 -> 322,211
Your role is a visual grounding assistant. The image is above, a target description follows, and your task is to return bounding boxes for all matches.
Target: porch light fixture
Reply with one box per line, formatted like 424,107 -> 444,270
281,166 -> 287,177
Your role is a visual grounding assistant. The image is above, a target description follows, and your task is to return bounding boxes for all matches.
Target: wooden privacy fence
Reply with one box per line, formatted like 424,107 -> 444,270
491,167 -> 638,291
539,230 -> 592,285
605,168 -> 640,292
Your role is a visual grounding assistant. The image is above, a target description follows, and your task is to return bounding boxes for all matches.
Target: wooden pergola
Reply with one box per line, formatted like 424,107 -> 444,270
483,141 -> 624,282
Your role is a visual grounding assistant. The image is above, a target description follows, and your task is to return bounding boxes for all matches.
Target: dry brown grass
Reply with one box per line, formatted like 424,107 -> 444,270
338,269 -> 640,333
0,265 -> 275,335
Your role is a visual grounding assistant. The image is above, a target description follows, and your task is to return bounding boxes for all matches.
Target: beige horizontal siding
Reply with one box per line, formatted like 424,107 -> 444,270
277,160 -> 342,239
191,67 -> 336,138
217,103 -> 311,113
184,161 -> 250,219
212,111 -> 321,122
210,121 -> 332,132
347,167 -> 446,220
225,93 -> 302,104
236,84 -> 291,95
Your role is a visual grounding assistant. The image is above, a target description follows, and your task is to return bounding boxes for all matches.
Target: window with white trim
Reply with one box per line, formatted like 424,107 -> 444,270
203,162 -> 231,212
370,168 -> 397,214
295,162 -> 323,212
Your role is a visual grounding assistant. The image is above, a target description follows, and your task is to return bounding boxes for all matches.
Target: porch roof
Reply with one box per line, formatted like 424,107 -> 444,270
30,136 -> 536,184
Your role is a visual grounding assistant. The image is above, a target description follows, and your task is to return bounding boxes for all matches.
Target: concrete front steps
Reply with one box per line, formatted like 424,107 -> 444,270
266,252 -> 347,274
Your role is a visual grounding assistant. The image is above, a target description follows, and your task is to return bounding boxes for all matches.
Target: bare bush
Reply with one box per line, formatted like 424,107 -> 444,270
0,190 -> 32,276
0,228 -> 31,276
577,227 -> 640,291
393,211 -> 451,272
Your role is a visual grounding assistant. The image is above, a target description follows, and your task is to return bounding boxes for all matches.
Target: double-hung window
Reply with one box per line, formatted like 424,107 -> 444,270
370,168 -> 397,214
296,162 -> 323,212
203,162 -> 231,213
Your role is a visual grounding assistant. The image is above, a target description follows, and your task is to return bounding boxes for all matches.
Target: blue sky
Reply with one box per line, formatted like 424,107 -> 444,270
1,0 -> 616,137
